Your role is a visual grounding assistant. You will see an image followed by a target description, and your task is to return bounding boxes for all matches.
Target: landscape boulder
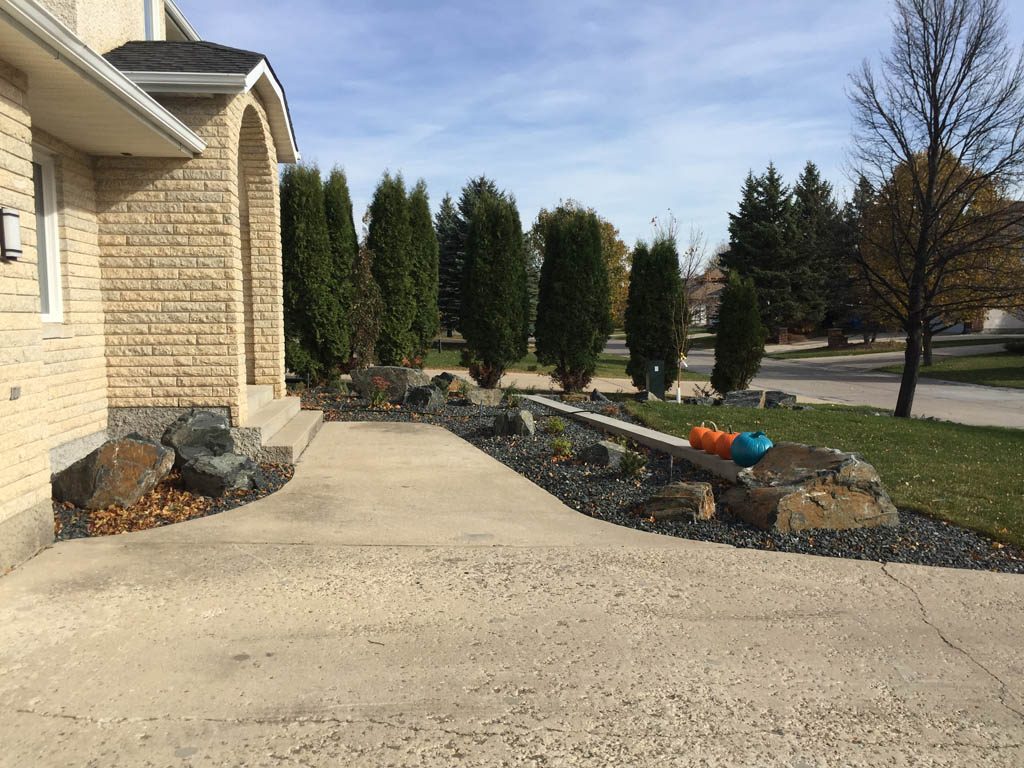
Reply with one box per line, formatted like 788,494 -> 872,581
635,391 -> 661,403
590,389 -> 611,403
404,385 -> 447,412
645,482 -> 716,522
161,410 -> 234,468
722,442 -> 899,532
722,389 -> 798,409
467,387 -> 505,407
430,372 -> 456,391
580,440 -> 628,469
350,366 -> 430,404
52,434 -> 174,510
493,409 -> 536,437
180,454 -> 266,498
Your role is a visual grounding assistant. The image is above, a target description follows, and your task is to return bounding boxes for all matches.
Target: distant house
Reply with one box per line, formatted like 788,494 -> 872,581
687,266 -> 725,328
0,0 -> 304,570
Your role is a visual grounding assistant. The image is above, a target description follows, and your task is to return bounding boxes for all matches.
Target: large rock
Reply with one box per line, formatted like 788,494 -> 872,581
722,442 -> 899,532
580,440 -> 628,469
180,454 -> 266,498
430,372 -> 456,391
467,387 -> 504,407
350,366 -> 430,404
52,435 -> 174,510
590,389 -> 611,403
493,409 -> 536,437
722,389 -> 798,409
646,482 -> 716,522
161,410 -> 234,468
404,385 -> 447,412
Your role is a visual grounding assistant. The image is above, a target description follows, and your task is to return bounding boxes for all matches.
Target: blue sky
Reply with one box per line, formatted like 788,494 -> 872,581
178,0 -> 1024,249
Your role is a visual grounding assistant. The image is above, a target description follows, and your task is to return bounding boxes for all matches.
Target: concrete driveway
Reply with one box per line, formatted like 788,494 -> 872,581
1,423 -> 1022,766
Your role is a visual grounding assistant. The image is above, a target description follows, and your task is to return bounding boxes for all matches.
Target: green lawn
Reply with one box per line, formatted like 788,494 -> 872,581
878,352 -> 1024,389
768,336 -> 1023,360
421,345 -> 707,382
626,400 -> 1024,548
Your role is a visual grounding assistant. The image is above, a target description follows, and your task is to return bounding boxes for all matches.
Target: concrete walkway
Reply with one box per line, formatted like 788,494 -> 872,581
2,423 -> 1023,766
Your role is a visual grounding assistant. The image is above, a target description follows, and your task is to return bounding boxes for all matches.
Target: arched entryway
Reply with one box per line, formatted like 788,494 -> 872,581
236,105 -> 278,387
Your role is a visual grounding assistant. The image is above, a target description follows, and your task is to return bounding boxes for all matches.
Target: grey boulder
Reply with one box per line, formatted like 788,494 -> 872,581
181,454 -> 266,498
580,440 -> 628,469
161,410 -> 234,468
493,409 -> 536,437
467,388 -> 505,407
404,385 -> 447,412
52,434 -> 174,510
645,482 -> 716,522
350,366 -> 430,404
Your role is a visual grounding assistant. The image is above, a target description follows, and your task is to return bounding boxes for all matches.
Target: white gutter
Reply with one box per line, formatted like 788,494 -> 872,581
123,60 -> 300,162
0,0 -> 206,156
164,0 -> 201,42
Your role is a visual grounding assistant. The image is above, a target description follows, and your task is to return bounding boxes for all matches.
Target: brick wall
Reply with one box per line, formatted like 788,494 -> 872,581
97,91 -> 284,427
0,60 -> 54,563
33,130 -> 108,465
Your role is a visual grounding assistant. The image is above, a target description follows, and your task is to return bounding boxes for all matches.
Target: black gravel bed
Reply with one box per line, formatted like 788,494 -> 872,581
305,389 -> 1024,573
53,463 -> 294,541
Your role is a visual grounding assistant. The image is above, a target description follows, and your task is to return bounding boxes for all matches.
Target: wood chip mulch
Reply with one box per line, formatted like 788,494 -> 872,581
53,463 -> 294,541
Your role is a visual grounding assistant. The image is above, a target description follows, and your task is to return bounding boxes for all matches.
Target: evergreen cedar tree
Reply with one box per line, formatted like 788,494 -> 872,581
323,167 -> 357,354
711,273 -> 767,394
460,191 -> 529,388
349,244 -> 384,368
434,194 -> 461,335
280,163 -> 348,381
624,236 -> 684,389
366,172 -> 415,366
435,176 -> 507,336
408,180 -> 440,356
534,205 -> 613,392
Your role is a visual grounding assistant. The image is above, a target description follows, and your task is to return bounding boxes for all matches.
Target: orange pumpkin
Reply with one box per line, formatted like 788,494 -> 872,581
703,425 -> 725,454
688,421 -> 718,451
715,431 -> 740,460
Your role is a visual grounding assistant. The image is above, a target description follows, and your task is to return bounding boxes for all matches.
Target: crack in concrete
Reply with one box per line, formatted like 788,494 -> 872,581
13,707 -> 1022,751
881,563 -> 1024,724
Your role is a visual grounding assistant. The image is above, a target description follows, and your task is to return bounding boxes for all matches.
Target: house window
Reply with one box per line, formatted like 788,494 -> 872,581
32,151 -> 62,323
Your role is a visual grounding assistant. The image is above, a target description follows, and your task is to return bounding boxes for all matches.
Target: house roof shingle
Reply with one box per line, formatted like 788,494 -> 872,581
104,41 -> 265,74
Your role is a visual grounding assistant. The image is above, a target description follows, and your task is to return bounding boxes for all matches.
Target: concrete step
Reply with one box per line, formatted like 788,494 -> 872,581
262,409 -> 323,463
243,396 -> 300,440
246,384 -> 274,415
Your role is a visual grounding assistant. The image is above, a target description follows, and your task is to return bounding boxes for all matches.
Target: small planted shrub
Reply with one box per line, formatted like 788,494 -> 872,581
544,417 -> 566,435
368,375 -> 390,410
504,387 -> 522,408
620,450 -> 646,478
551,437 -> 573,458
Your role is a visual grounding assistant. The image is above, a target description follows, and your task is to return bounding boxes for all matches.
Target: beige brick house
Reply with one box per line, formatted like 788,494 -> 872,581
0,0 -> 315,571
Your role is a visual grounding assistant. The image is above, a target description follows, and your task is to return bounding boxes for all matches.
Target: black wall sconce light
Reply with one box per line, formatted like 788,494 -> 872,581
1,208 -> 22,260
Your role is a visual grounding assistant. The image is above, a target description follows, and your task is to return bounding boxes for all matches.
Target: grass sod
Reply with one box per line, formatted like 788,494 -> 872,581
625,400 -> 1024,549
878,352 -> 1024,389
768,336 -> 1024,360
421,345 -> 708,382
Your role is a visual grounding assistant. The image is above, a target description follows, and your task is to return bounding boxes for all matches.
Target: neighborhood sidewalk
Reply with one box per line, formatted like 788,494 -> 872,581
1,423 -> 1022,766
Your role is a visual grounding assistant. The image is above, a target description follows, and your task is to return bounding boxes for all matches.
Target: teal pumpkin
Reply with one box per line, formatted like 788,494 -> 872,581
731,431 -> 774,468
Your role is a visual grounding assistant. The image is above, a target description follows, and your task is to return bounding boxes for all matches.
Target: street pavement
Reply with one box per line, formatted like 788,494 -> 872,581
1,422 -> 1022,766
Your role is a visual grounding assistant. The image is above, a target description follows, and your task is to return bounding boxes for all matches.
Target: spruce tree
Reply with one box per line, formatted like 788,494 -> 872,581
534,205 -> 612,391
792,161 -> 840,328
366,172 -> 414,365
408,180 -> 440,358
722,163 -> 801,333
280,163 -> 347,381
323,167 -> 356,359
624,236 -> 684,389
435,194 -> 461,335
460,191 -> 529,388
711,273 -> 767,393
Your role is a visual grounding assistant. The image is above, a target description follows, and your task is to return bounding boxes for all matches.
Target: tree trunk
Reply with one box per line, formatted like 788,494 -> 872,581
895,322 -> 922,417
923,326 -> 934,367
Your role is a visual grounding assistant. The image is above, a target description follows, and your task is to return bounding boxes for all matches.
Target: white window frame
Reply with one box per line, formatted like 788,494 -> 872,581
32,147 -> 63,324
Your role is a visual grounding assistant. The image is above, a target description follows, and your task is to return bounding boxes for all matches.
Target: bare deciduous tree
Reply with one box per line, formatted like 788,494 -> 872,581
848,0 -> 1024,417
